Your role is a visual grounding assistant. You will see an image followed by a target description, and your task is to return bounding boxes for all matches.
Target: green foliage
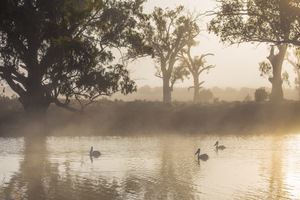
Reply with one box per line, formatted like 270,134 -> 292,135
255,87 -> 269,102
281,71 -> 291,87
259,61 -> 272,77
208,0 -> 300,46
0,0 -> 149,114
170,65 -> 190,90
259,61 -> 291,87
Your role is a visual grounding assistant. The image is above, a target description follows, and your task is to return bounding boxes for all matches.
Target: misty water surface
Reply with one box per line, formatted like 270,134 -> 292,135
0,133 -> 300,200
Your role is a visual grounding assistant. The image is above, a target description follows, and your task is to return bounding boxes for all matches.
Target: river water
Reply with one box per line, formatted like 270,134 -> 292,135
0,133 -> 300,200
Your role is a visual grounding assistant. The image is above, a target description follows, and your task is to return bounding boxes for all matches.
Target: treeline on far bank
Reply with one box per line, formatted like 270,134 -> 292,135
112,86 -> 299,102
1,96 -> 300,136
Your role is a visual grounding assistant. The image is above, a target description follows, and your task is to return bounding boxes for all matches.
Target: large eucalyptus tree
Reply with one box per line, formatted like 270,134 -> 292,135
140,6 -> 200,103
0,0 -> 150,116
208,0 -> 300,102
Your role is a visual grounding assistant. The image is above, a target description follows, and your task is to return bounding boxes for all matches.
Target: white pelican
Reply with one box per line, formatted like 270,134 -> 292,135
195,148 -> 209,161
90,146 -> 101,158
214,141 -> 226,150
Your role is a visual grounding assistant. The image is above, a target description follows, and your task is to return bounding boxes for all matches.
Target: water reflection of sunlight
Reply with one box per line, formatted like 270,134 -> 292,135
191,142 -> 262,199
2,134 -> 300,199
282,134 -> 300,199
46,136 -> 163,194
0,137 -> 24,185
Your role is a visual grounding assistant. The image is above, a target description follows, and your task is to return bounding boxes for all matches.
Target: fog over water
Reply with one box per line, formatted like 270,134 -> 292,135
1,133 -> 300,200
1,92 -> 300,200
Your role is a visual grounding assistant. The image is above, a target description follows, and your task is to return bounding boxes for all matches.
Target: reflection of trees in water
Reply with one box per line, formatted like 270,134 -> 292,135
3,136 -> 48,200
23,137 -> 49,199
143,138 -> 193,199
113,138 -> 195,199
2,135 -> 197,199
3,175 -> 26,199
2,136 -> 119,200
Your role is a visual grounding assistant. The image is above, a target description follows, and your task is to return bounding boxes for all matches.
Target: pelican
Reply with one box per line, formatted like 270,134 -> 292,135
90,146 -> 101,158
195,148 -> 209,161
214,141 -> 226,150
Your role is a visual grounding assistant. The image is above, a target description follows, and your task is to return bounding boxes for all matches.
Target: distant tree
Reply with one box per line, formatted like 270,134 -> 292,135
0,0 -> 150,116
179,43 -> 215,102
154,62 -> 190,99
138,85 -> 152,94
244,94 -> 252,102
208,0 -> 300,102
199,89 -> 214,103
254,87 -> 269,102
140,6 -> 200,103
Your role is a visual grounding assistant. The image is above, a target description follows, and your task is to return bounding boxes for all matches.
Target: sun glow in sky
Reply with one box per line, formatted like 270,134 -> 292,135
129,0 -> 297,89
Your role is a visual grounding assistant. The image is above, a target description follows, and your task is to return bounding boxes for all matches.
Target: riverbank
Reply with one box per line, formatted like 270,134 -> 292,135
1,99 -> 300,137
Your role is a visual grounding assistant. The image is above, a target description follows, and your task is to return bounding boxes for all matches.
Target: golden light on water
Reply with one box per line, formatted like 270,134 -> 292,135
1,134 -> 300,199
281,134 -> 300,199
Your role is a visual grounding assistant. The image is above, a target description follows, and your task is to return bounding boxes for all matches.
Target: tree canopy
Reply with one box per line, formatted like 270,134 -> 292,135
208,0 -> 300,102
208,0 -> 300,45
0,0 -> 150,115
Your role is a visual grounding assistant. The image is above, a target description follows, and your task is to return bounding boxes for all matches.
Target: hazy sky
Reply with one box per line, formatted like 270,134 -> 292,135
129,0 -> 296,89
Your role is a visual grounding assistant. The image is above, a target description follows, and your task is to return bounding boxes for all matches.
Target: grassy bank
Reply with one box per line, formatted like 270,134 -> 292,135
1,99 -> 300,136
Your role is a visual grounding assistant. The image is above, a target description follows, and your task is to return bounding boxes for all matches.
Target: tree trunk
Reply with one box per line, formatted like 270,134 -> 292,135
162,75 -> 172,103
18,75 -> 51,117
193,74 -> 200,102
296,69 -> 300,101
268,77 -> 283,102
19,95 -> 50,117
267,44 -> 287,102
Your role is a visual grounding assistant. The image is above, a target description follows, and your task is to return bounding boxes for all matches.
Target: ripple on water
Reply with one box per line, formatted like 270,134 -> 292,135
1,134 -> 300,199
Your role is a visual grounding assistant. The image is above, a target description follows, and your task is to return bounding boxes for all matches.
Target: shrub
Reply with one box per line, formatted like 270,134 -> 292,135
199,89 -> 214,103
254,87 -> 269,102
